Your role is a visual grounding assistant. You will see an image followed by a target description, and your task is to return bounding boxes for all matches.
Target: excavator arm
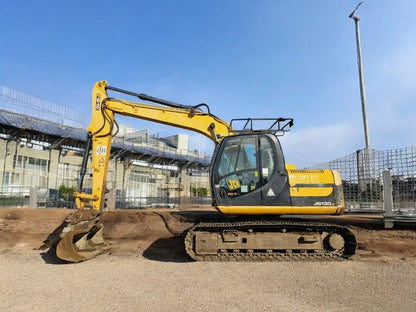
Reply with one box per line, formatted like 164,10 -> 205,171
45,80 -> 234,262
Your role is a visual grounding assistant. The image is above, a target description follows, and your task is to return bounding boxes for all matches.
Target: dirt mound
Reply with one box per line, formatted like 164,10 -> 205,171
100,210 -> 193,258
1,208 -> 416,261
355,228 -> 416,260
0,208 -> 69,250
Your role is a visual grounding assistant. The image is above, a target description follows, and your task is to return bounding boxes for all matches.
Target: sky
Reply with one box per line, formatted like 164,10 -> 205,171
1,0 -> 415,166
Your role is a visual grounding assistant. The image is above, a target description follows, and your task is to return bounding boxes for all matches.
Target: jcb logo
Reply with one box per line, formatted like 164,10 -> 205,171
96,146 -> 107,156
226,179 -> 241,191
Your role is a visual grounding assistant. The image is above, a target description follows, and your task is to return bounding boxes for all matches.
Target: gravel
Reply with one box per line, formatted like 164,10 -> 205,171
1,250 -> 416,312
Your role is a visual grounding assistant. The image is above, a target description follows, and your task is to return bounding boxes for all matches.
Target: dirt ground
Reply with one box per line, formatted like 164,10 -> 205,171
1,208 -> 416,311
1,208 -> 416,261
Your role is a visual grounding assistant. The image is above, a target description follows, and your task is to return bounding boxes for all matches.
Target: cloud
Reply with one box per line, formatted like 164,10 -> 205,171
280,123 -> 362,167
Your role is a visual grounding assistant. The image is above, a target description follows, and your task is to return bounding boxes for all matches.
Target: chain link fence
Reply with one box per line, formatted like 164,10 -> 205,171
311,146 -> 416,216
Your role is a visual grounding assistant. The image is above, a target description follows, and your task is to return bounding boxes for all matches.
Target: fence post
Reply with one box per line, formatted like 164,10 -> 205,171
383,170 -> 394,229
29,187 -> 38,208
106,189 -> 115,210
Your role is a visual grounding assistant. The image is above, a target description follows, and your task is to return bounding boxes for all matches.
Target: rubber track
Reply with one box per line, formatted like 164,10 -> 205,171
184,220 -> 357,261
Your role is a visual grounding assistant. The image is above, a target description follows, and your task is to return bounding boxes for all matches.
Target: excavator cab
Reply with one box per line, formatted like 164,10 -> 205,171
211,132 -> 291,207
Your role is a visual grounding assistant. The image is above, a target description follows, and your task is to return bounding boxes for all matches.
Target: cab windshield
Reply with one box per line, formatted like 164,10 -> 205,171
214,135 -> 275,198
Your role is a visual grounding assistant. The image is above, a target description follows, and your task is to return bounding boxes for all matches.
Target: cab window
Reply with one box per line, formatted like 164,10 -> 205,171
260,136 -> 275,184
215,135 -> 277,198
215,136 -> 259,198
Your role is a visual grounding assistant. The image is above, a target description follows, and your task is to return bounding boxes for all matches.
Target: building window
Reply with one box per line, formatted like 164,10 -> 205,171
14,155 -> 48,172
3,172 -> 21,185
57,163 -> 80,188
129,170 -> 149,183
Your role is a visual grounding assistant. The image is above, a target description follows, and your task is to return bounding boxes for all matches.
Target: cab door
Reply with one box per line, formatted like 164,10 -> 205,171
211,134 -> 290,207
258,135 -> 291,206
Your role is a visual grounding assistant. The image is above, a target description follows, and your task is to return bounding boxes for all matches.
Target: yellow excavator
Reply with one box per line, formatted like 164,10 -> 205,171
42,80 -> 356,262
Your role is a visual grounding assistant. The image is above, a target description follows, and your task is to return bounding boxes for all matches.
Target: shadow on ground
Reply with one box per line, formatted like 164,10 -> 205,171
39,245 -> 72,265
142,235 -> 192,263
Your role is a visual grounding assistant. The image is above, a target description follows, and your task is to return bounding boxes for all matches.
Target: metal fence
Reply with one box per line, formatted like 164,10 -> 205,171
0,186 -> 211,210
0,185 -> 30,207
3,146 -> 415,217
114,195 -> 211,209
0,187 -> 75,208
0,86 -> 89,128
311,146 -> 416,216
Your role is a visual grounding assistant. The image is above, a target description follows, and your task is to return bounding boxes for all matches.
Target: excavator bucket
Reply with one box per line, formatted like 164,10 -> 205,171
40,210 -> 111,262
56,222 -> 110,262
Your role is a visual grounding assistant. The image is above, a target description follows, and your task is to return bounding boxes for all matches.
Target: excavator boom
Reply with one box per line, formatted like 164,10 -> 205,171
78,80 -> 234,212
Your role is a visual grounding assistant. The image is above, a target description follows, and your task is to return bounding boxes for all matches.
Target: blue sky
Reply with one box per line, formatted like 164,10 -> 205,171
1,0 -> 415,165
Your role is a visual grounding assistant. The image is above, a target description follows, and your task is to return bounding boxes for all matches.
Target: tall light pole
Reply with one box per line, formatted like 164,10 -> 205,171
349,1 -> 371,151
